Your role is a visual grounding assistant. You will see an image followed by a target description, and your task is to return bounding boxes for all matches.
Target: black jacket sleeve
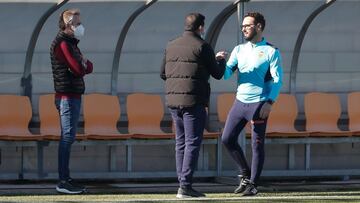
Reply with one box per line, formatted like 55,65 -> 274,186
200,43 -> 225,80
160,50 -> 166,81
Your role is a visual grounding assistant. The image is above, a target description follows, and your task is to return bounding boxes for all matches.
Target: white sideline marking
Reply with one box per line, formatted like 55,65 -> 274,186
119,196 -> 360,202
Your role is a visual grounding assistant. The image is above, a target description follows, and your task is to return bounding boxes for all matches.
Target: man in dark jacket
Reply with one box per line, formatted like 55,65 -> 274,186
160,13 -> 227,198
50,9 -> 93,194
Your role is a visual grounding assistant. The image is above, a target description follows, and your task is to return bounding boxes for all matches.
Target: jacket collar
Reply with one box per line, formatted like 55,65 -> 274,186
58,31 -> 79,45
183,31 -> 202,39
247,37 -> 266,48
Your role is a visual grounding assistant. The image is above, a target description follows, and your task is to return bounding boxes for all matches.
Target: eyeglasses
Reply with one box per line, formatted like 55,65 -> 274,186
240,24 -> 256,30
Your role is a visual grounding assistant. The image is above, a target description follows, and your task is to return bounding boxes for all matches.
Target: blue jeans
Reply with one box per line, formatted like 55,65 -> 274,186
169,105 -> 206,187
55,97 -> 81,181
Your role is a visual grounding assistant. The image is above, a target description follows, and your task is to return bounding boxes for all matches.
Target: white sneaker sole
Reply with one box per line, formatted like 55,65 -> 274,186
176,194 -> 194,198
56,186 -> 84,194
176,194 -> 205,198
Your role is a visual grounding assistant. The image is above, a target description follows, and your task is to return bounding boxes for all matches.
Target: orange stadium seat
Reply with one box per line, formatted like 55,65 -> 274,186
347,92 -> 360,136
39,94 -> 87,140
39,94 -> 60,137
266,94 -> 309,137
127,93 -> 174,139
304,92 -> 351,137
83,93 -> 131,140
203,129 -> 221,139
203,107 -> 222,138
0,95 -> 42,141
217,93 -> 236,125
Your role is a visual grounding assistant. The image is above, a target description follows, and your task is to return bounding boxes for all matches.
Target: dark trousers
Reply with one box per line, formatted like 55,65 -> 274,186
55,97 -> 81,181
169,105 -> 206,187
221,99 -> 267,184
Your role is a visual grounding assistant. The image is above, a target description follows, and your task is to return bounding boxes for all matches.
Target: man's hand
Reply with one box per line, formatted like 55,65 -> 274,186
82,56 -> 88,63
216,51 -> 228,60
85,60 -> 93,74
259,102 -> 272,119
81,57 -> 88,69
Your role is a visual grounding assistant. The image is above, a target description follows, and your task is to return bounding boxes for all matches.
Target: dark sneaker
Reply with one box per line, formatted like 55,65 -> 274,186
56,180 -> 85,194
176,186 -> 206,198
234,175 -> 250,194
242,182 -> 258,196
68,178 -> 86,192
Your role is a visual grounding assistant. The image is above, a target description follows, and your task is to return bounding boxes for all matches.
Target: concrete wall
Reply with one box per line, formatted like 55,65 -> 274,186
1,1 -> 360,178
1,1 -> 360,117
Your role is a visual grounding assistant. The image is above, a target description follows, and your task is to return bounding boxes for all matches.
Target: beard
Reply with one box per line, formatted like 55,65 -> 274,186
244,29 -> 257,41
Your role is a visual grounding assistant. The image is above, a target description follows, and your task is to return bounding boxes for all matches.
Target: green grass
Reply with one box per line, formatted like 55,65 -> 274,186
1,191 -> 360,202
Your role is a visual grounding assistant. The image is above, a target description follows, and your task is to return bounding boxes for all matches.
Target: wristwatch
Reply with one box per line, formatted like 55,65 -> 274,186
266,99 -> 274,105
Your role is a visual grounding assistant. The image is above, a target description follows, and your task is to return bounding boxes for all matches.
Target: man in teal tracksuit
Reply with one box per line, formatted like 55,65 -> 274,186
221,12 -> 283,196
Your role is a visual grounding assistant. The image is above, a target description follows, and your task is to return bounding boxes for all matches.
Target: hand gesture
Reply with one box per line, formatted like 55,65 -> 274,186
81,57 -> 88,69
216,51 -> 228,60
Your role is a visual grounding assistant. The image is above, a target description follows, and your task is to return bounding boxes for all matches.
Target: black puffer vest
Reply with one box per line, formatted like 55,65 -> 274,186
164,31 -> 220,108
50,32 -> 85,94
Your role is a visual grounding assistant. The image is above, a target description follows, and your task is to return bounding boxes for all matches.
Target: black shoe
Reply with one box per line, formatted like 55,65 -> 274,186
56,180 -> 85,194
67,178 -> 86,191
242,182 -> 258,196
176,186 -> 206,198
234,175 -> 250,194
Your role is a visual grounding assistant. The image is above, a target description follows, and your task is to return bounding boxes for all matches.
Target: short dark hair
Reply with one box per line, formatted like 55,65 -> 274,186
184,13 -> 205,31
244,12 -> 265,31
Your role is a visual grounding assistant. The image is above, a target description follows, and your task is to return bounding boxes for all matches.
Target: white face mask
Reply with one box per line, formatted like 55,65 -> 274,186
72,24 -> 85,38
201,29 -> 206,39
199,26 -> 205,39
